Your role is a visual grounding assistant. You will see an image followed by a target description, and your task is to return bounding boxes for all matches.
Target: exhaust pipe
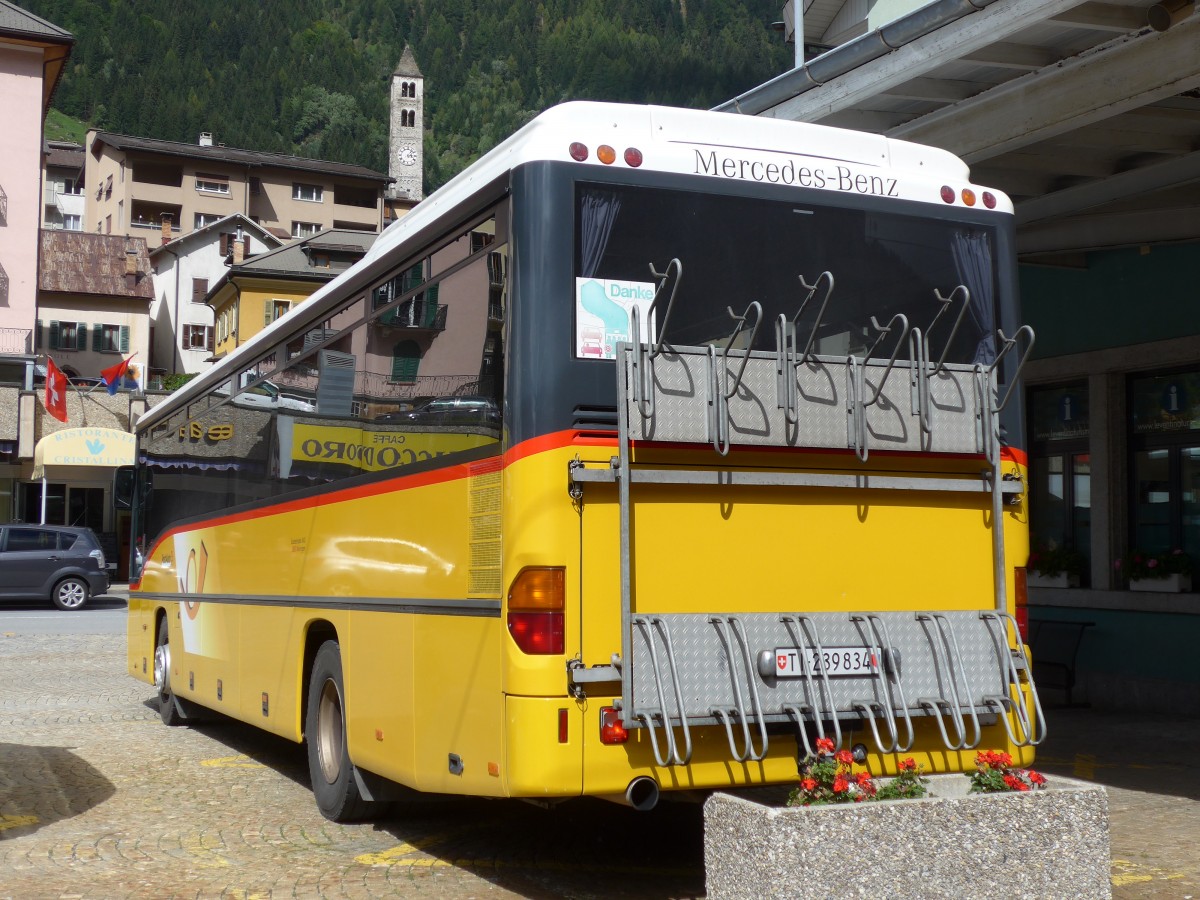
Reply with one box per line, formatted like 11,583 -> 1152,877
598,777 -> 660,811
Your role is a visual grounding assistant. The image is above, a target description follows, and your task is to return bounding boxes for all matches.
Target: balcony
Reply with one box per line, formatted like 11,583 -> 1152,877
0,326 -> 31,354
378,297 -> 447,332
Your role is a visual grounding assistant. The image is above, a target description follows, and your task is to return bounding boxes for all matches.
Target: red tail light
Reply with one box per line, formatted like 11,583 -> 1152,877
1014,566 -> 1029,642
507,567 -> 565,655
599,706 -> 628,744
507,612 -> 563,654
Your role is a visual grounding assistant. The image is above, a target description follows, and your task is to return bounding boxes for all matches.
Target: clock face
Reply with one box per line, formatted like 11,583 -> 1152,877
399,144 -> 417,166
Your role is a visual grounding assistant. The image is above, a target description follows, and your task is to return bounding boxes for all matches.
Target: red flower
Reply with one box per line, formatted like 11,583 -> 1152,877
1002,774 -> 1022,790
815,737 -> 835,754
835,750 -> 854,766
1028,770 -> 1046,786
855,771 -> 872,786
800,778 -> 818,792
832,776 -> 849,794
1148,558 -> 1159,569
898,758 -> 917,772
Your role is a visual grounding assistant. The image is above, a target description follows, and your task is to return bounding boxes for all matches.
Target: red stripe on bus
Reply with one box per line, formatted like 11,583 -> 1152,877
142,459 -> 483,563
506,430 -> 1029,466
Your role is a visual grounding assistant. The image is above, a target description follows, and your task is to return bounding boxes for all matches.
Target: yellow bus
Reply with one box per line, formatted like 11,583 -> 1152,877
127,102 -> 1043,820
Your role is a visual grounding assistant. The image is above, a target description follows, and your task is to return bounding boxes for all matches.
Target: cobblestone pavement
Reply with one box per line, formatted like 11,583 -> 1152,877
1,627 -> 1198,898
0,633 -> 704,899
1037,704 -> 1200,899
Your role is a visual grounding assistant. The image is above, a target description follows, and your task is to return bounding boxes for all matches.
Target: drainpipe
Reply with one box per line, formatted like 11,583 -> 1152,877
161,243 -> 182,375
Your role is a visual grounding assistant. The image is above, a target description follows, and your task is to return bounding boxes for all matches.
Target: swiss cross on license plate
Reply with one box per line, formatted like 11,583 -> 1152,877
774,646 -> 882,677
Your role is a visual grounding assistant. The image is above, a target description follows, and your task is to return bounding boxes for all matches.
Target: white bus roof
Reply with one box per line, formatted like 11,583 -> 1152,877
141,101 -> 1009,431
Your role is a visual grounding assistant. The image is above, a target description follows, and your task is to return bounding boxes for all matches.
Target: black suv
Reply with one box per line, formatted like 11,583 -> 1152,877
0,525 -> 111,610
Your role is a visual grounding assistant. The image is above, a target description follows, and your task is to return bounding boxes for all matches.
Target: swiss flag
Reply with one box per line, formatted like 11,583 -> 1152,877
44,357 -> 68,422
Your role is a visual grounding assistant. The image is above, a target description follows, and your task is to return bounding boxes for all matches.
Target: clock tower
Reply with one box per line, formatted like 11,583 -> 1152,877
388,45 -> 424,205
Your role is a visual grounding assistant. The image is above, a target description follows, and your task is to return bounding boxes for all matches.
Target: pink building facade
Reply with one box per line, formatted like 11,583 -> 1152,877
0,2 -> 72,377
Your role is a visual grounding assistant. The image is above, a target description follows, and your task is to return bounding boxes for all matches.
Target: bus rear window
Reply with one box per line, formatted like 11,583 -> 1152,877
574,183 -> 1001,367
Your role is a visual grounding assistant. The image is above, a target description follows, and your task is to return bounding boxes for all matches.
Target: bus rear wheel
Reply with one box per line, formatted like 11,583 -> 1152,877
306,641 -> 372,822
155,617 -> 186,726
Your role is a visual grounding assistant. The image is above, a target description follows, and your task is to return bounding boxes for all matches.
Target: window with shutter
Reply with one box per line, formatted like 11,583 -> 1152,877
192,278 -> 208,303
390,340 -> 420,383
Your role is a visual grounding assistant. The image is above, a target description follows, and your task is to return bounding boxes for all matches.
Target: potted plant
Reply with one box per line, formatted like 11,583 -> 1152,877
1027,544 -> 1085,588
704,745 -> 1110,899
1116,548 -> 1193,592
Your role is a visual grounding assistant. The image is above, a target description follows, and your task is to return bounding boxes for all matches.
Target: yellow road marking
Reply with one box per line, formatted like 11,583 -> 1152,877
0,814 -> 39,831
199,755 -> 266,769
1112,859 -> 1187,886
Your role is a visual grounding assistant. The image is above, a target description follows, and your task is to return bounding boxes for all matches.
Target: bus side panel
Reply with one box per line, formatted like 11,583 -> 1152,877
345,611 -> 416,786
411,614 -> 505,795
299,470 -> 503,795
127,594 -> 157,684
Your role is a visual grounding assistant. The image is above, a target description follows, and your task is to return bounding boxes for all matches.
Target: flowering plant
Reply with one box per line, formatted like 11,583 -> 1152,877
788,740 -> 931,806
1114,548 -> 1192,581
1027,544 -> 1086,578
968,750 -> 1047,793
874,756 -> 930,801
788,737 -> 877,806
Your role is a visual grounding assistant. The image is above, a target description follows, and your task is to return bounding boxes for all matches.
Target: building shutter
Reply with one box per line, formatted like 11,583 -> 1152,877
120,325 -> 130,353
391,340 -> 420,382
35,320 -> 42,350
49,321 -> 59,350
264,301 -> 274,326
92,324 -> 103,352
77,323 -> 88,351
206,326 -> 214,352
192,278 -> 208,303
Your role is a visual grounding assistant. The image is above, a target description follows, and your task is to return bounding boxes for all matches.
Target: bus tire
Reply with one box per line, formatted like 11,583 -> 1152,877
306,641 -> 372,822
155,617 -> 188,726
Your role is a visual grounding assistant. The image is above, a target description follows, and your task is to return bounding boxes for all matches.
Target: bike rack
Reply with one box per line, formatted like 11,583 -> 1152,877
565,264 -> 1045,767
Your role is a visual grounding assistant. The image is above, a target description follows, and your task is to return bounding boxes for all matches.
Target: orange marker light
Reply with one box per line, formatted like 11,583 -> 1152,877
507,567 -> 565,655
597,144 -> 617,165
961,188 -> 977,207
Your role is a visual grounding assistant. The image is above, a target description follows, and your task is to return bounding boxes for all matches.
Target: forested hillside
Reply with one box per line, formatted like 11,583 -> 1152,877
20,0 -> 789,191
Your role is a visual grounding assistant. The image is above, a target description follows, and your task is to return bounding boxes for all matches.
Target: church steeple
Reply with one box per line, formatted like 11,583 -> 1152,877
389,45 -> 424,202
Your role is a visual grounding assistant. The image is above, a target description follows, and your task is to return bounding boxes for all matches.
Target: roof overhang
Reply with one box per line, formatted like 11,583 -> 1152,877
721,0 -> 1200,259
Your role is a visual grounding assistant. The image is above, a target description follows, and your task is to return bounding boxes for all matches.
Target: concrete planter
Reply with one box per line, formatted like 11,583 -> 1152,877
704,775 -> 1110,900
1028,571 -> 1068,588
1129,573 -> 1192,592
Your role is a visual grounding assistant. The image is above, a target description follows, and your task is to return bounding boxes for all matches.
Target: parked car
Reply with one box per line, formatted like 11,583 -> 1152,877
374,396 -> 500,427
0,525 -> 110,610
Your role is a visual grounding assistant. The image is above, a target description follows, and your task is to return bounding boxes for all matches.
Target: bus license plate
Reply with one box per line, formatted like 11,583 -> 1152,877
773,646 -> 881,678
